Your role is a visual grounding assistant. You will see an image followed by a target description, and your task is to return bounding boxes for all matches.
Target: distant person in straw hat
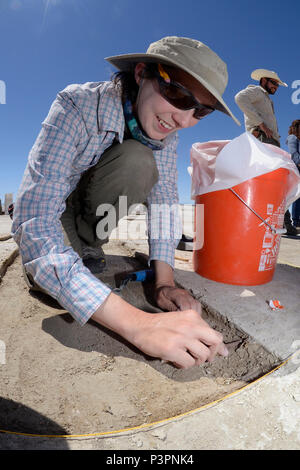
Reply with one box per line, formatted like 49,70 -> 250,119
12,37 -> 240,369
235,69 -> 298,236
235,68 -> 287,147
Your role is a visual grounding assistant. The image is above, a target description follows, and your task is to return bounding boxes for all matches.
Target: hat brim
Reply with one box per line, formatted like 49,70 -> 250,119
105,53 -> 241,126
251,70 -> 288,87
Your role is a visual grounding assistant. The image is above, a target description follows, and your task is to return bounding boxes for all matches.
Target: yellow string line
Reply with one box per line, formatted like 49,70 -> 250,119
0,350 -> 298,440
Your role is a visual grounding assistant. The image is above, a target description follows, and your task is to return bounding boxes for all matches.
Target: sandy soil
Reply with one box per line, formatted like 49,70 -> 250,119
0,242 -> 278,437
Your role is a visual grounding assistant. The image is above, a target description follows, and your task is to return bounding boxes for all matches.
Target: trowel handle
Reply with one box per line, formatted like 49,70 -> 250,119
129,269 -> 155,282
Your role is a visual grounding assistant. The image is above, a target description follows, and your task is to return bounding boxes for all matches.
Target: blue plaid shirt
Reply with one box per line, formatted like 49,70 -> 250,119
12,81 -> 181,325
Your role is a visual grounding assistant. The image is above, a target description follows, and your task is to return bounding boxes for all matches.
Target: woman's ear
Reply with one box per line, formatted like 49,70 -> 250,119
134,63 -> 146,85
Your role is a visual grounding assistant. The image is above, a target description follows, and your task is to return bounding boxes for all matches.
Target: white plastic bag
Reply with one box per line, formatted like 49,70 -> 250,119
190,132 -> 300,207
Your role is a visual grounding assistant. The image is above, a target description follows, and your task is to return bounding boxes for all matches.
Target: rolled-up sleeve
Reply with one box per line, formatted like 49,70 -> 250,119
12,92 -> 112,325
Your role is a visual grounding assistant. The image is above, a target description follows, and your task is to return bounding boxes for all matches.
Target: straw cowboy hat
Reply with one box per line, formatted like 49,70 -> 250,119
251,69 -> 288,87
106,36 -> 240,125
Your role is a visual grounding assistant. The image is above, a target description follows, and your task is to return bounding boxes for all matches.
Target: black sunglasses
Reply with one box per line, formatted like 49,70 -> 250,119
268,78 -> 279,86
154,65 -> 215,120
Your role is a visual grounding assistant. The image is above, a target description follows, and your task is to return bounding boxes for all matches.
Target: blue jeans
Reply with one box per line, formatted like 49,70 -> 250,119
292,197 -> 300,226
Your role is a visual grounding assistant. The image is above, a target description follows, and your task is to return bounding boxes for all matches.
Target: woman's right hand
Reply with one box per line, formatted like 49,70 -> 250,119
92,292 -> 228,369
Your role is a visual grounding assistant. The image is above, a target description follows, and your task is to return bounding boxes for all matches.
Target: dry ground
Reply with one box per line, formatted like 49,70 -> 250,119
0,240 -> 278,437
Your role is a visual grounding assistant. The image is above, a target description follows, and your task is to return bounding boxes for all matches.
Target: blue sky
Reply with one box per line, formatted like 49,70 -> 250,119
0,0 -> 299,204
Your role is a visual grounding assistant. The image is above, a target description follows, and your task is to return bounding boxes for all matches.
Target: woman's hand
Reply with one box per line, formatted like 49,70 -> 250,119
92,292 -> 228,369
154,284 -> 202,315
151,259 -> 202,314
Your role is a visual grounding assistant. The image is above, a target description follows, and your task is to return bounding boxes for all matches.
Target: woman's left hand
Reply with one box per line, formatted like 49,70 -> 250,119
154,284 -> 202,315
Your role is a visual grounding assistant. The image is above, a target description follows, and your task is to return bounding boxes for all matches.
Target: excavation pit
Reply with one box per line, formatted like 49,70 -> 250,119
0,247 -> 280,437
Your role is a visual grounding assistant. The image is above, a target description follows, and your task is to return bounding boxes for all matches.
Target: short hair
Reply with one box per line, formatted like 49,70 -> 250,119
259,77 -> 271,86
288,119 -> 300,136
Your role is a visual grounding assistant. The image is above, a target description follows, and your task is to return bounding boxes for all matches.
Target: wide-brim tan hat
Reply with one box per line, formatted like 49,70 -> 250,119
251,69 -> 288,87
105,36 -> 240,126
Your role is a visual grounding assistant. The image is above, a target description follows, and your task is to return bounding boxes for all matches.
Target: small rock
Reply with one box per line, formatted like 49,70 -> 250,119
292,392 -> 300,402
131,437 -> 143,447
151,429 -> 167,441
240,289 -> 256,297
103,405 -> 113,415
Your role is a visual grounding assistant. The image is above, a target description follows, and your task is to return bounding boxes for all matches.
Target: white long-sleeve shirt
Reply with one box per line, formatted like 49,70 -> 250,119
235,85 -> 280,143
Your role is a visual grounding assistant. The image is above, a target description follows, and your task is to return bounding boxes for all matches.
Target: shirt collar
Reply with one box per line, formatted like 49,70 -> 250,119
258,85 -> 267,93
258,85 -> 272,100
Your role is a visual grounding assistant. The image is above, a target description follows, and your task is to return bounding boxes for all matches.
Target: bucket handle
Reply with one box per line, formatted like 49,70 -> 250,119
229,188 -> 286,235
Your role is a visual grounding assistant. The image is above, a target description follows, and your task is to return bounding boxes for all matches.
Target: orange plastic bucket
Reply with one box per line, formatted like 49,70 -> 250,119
193,168 -> 289,285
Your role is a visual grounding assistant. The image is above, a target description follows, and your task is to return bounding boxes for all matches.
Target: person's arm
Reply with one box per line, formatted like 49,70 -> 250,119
91,290 -> 228,369
151,259 -> 202,314
12,89 -> 112,325
146,137 -> 203,314
287,135 -> 300,167
235,87 -> 273,137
